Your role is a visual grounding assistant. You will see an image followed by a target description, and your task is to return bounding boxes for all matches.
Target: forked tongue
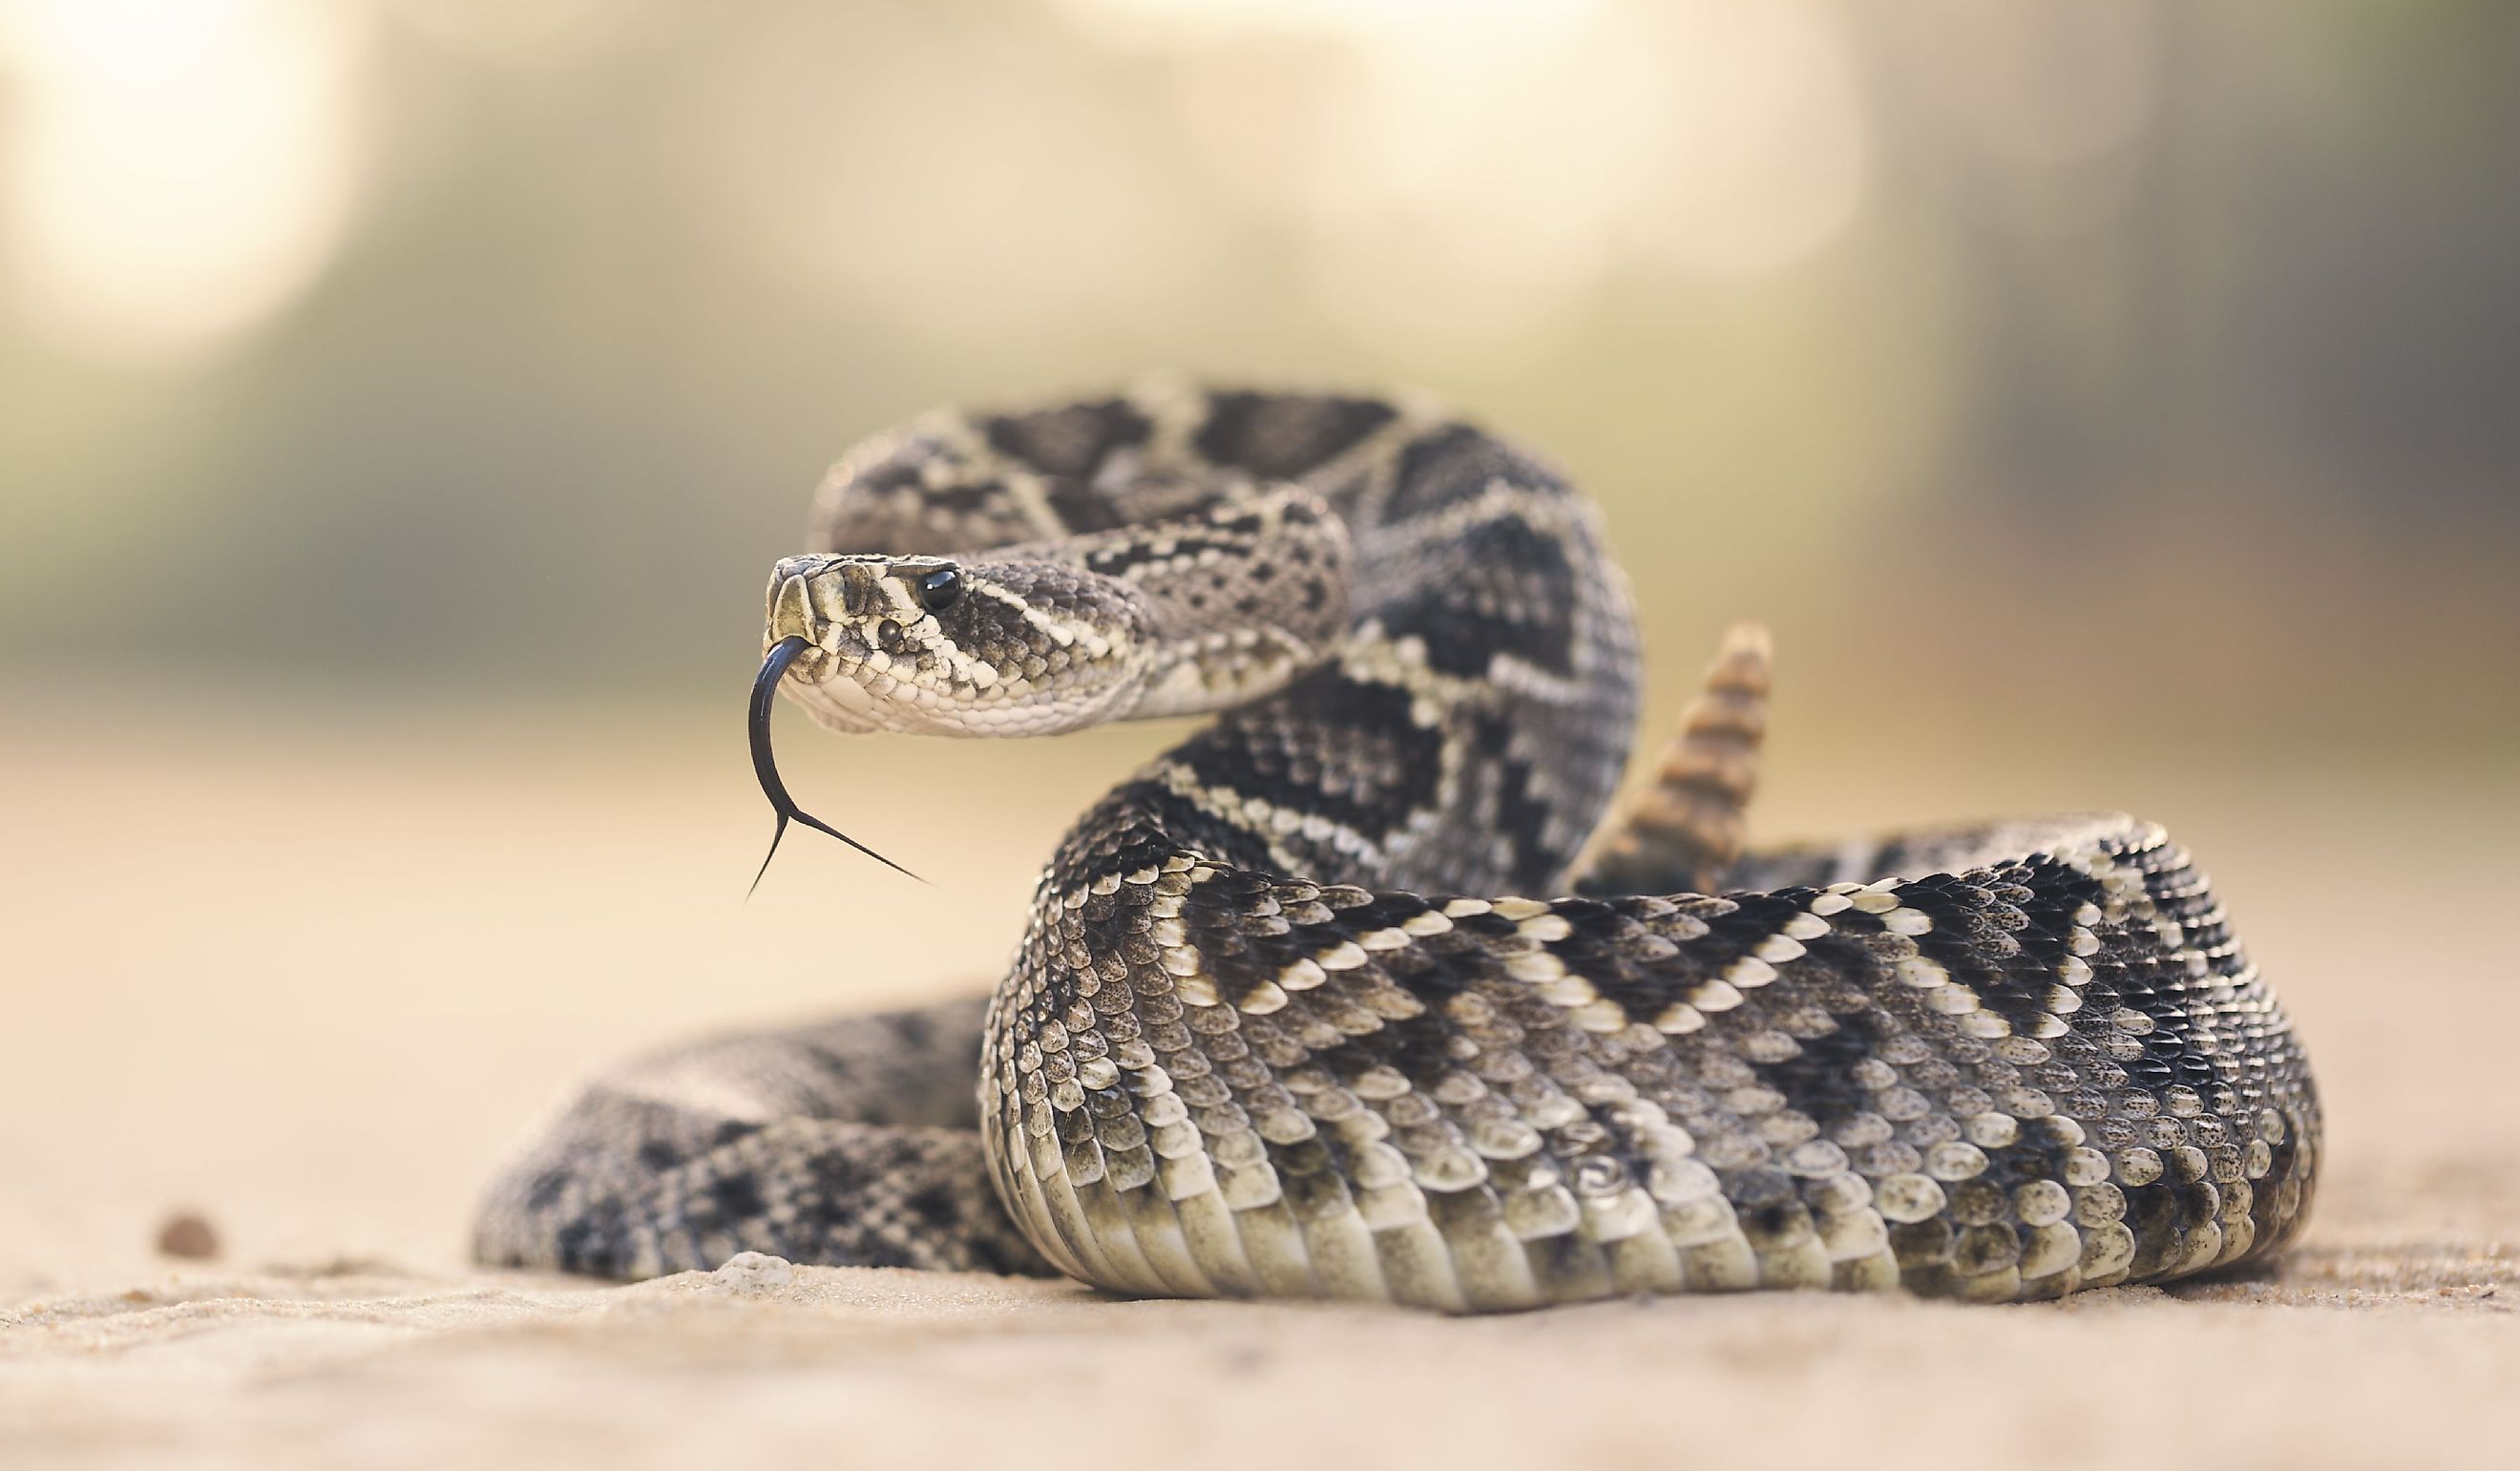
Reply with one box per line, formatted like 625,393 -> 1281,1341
748,634 -> 923,893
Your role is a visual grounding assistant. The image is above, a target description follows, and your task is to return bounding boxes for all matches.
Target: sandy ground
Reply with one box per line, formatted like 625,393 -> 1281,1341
3,692 -> 2515,1469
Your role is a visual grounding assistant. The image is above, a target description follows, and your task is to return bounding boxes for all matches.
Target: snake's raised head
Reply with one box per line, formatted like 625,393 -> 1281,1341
762,552 -> 1155,739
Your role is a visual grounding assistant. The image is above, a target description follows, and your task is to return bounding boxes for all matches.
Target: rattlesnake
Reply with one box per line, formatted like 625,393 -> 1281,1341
475,381 -> 2320,1307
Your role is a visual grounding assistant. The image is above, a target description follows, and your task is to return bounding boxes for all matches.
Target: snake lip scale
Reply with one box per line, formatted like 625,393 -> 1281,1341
476,379 -> 2321,1311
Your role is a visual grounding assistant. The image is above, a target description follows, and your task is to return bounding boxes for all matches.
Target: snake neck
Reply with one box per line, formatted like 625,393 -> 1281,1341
1067,450 -> 1637,906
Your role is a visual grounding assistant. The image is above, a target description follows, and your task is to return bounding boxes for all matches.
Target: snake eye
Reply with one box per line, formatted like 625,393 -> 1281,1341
917,565 -> 963,614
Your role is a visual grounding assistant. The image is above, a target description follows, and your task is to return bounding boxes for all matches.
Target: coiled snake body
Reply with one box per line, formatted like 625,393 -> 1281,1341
478,382 -> 2321,1308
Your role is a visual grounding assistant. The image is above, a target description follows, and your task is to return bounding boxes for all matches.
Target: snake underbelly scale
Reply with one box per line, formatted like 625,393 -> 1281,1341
475,379 -> 2321,1309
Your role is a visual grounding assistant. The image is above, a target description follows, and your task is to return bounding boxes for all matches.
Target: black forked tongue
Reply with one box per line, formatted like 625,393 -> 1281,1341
747,634 -> 924,893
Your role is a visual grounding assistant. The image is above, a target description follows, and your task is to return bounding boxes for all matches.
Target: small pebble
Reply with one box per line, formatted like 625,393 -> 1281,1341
708,1250 -> 796,1295
156,1210 -> 220,1261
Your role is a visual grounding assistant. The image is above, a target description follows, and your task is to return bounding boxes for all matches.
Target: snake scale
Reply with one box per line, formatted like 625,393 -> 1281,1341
476,381 -> 2321,1308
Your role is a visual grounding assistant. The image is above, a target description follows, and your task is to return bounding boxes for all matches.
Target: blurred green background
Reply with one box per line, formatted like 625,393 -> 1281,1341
5,0 -> 2512,751
3,0 -> 2519,1280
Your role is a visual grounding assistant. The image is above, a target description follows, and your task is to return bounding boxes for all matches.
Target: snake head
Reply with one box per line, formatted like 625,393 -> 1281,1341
763,553 -> 1155,737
